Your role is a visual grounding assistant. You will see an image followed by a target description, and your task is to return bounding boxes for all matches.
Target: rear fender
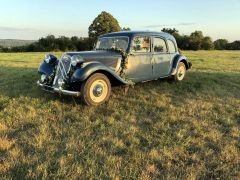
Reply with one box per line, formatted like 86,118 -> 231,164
170,54 -> 191,75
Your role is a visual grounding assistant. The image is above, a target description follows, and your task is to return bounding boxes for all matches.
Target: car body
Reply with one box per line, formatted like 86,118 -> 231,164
37,31 -> 192,105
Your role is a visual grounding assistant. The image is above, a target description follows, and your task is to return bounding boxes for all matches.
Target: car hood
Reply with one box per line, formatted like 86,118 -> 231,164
65,50 -> 122,71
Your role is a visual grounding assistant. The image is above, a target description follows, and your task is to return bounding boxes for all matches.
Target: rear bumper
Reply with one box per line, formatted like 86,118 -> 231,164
37,81 -> 81,97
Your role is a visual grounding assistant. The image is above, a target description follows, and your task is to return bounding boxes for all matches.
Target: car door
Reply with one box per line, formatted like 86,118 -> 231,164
125,36 -> 153,82
152,37 -> 171,78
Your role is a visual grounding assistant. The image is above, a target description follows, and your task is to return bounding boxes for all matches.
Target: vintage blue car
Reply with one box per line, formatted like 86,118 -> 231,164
37,31 -> 192,106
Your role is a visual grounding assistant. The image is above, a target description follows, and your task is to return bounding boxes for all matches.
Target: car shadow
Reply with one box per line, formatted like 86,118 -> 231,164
0,66 -> 240,104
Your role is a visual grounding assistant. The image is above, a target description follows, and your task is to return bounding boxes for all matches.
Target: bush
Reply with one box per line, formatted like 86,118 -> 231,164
201,36 -> 214,50
214,39 -> 229,50
226,41 -> 240,50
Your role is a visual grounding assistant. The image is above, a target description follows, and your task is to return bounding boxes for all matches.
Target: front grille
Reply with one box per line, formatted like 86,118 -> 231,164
53,55 -> 71,88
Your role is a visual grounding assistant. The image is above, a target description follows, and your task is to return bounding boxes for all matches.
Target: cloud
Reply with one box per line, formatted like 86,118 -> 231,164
0,26 -> 35,32
143,23 -> 196,28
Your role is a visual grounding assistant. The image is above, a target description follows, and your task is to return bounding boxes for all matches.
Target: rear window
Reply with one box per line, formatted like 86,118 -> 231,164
153,37 -> 167,53
167,40 -> 177,53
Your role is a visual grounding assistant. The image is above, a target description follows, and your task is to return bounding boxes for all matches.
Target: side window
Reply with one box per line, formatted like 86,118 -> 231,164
167,40 -> 177,53
131,36 -> 150,53
153,37 -> 167,53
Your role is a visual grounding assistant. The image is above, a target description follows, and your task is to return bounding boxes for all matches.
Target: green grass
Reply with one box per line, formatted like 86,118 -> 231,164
0,51 -> 240,179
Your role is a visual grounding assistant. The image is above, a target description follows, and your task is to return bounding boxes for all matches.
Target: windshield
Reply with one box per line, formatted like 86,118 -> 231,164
96,36 -> 129,51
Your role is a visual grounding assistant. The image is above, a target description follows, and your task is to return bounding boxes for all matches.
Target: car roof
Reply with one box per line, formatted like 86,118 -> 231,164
100,31 -> 176,41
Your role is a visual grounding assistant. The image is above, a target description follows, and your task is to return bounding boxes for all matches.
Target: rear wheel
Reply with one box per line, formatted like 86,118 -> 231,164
81,73 -> 111,106
173,62 -> 186,82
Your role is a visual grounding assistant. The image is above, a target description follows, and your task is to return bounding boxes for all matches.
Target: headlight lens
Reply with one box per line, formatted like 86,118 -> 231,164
45,54 -> 57,64
71,55 -> 84,66
41,74 -> 47,82
45,55 -> 51,63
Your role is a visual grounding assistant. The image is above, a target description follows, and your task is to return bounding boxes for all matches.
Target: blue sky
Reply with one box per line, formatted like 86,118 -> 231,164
0,0 -> 239,41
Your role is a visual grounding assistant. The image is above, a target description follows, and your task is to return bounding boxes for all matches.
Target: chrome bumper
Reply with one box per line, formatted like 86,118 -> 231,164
37,81 -> 80,97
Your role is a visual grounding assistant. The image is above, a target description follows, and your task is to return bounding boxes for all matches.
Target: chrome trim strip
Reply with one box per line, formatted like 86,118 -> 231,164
59,59 -> 68,76
53,63 -> 60,85
53,55 -> 72,88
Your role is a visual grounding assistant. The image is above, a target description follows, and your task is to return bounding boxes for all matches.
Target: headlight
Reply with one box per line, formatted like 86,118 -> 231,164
41,74 -> 47,82
45,54 -> 57,64
71,55 -> 84,66
45,55 -> 50,63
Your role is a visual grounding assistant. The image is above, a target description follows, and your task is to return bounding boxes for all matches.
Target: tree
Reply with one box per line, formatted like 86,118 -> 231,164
56,36 -> 75,51
178,35 -> 191,50
226,41 -> 240,50
38,35 -> 58,51
74,37 -> 94,51
214,39 -> 229,50
201,36 -> 214,50
161,28 -> 181,40
88,11 -> 121,41
188,31 -> 204,51
161,28 -> 179,36
122,27 -> 131,31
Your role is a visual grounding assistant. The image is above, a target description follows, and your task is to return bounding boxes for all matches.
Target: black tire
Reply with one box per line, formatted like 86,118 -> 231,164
172,62 -> 186,82
80,73 -> 111,106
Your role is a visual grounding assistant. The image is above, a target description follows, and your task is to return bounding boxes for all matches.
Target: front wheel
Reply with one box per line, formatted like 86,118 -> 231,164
172,62 -> 186,82
80,73 -> 111,106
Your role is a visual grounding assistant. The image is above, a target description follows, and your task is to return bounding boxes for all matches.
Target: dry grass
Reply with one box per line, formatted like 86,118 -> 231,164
0,51 -> 240,179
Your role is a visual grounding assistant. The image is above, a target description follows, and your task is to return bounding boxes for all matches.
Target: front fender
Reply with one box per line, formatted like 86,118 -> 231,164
170,54 -> 192,75
38,60 -> 57,76
71,62 -> 128,84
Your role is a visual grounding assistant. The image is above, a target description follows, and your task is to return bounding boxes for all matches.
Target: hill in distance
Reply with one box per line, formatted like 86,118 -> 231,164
0,39 -> 36,47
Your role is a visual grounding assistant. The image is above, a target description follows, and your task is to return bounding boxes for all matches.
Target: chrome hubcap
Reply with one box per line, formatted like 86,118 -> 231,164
93,84 -> 103,97
178,70 -> 183,77
89,80 -> 108,103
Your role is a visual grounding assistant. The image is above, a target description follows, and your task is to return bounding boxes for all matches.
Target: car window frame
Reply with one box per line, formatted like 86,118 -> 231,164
152,36 -> 168,54
130,35 -> 152,54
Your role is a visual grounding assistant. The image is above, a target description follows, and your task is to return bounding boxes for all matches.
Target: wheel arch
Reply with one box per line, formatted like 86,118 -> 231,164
170,54 -> 191,75
92,70 -> 126,86
71,62 -> 128,86
179,59 -> 189,70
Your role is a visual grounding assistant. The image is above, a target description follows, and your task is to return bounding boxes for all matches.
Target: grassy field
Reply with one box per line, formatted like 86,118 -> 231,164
0,51 -> 239,179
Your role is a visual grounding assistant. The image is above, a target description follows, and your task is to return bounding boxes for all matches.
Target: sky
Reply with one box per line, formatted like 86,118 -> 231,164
0,0 -> 239,41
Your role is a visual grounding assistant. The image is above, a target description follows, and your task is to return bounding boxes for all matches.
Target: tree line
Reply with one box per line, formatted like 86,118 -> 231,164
0,11 -> 239,52
0,36 -> 95,52
161,28 -> 240,50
